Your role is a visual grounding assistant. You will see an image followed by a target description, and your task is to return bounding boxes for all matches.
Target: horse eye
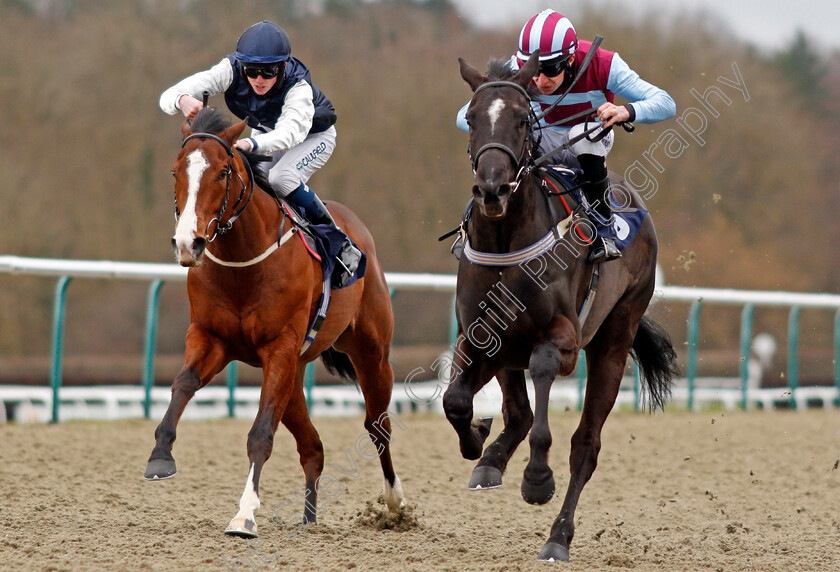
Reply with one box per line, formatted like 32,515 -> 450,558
170,170 -> 176,178
219,168 -> 229,180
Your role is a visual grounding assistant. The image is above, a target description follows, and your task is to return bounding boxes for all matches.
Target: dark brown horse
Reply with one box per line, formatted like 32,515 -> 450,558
442,53 -> 678,561
144,108 -> 405,537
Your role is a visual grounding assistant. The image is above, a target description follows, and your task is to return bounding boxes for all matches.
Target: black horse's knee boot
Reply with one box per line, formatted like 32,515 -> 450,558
287,182 -> 362,284
583,176 -> 622,263
578,154 -> 621,264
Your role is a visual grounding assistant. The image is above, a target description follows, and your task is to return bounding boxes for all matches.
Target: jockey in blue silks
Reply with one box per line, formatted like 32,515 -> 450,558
160,20 -> 360,265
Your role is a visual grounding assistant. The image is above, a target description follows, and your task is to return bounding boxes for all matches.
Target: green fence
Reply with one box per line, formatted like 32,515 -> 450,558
2,255 -> 839,422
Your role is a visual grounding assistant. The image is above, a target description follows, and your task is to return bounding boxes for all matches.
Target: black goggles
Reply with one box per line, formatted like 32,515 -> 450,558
535,57 -> 570,78
242,64 -> 283,80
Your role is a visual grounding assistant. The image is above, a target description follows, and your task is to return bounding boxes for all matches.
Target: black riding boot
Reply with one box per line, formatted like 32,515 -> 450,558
287,183 -> 362,284
577,154 -> 621,264
582,176 -> 622,263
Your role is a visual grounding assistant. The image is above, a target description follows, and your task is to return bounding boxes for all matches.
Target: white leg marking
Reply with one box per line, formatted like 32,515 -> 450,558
383,475 -> 406,511
226,463 -> 261,536
234,463 -> 261,519
487,98 -> 506,135
173,149 -> 208,253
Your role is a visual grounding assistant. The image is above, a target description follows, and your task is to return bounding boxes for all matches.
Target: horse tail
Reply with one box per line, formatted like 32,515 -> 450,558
630,315 -> 679,411
319,348 -> 358,383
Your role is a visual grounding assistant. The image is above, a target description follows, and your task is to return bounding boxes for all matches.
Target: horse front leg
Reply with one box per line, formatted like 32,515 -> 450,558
522,319 -> 578,506
145,325 -> 227,480
468,368 -> 533,490
226,342 -> 297,538
442,334 -> 498,460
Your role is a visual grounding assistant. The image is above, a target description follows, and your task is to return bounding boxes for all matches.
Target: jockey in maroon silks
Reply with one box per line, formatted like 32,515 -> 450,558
457,9 -> 676,263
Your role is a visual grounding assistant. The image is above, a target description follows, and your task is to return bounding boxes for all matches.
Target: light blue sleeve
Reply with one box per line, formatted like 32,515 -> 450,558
455,101 -> 470,132
606,52 -> 676,123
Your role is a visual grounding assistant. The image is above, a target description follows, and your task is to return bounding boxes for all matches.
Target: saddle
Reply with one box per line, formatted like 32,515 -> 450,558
537,165 -> 596,244
271,197 -> 366,354
275,197 -> 366,290
540,166 -> 648,252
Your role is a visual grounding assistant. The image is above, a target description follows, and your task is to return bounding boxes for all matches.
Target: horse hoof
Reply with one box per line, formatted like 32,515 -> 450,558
537,542 -> 570,562
144,459 -> 177,480
225,517 -> 258,538
521,474 -> 555,505
468,466 -> 503,490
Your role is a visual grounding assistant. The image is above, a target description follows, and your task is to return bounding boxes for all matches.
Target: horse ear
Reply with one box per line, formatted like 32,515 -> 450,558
221,119 -> 248,145
459,57 -> 487,92
514,51 -> 540,89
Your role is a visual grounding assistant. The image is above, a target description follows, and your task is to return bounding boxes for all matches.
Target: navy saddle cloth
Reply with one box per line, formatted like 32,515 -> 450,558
281,201 -> 366,289
542,166 -> 648,251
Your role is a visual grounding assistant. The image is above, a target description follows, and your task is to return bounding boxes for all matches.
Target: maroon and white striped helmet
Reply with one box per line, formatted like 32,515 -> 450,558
516,9 -> 578,62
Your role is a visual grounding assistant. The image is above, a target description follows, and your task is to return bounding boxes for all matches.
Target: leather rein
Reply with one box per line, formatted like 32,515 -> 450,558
177,132 -> 256,243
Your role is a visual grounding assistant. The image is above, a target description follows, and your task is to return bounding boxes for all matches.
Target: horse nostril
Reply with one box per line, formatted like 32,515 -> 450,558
498,184 -> 511,196
171,237 -> 177,249
472,185 -> 483,199
193,237 -> 206,254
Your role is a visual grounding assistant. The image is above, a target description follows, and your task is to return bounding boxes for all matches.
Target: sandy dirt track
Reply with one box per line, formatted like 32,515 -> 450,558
1,409 -> 839,571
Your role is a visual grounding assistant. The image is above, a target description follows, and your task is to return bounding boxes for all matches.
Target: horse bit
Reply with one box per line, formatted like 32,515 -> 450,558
177,132 -> 255,243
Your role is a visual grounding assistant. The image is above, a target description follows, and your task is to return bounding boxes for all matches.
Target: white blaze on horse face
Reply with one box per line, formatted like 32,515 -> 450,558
173,149 -> 209,252
487,98 -> 506,135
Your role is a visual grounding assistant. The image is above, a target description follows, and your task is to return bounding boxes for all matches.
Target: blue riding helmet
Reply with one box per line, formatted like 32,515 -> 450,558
235,21 -> 291,64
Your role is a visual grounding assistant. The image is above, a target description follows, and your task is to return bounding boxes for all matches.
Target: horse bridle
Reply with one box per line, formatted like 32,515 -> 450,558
177,132 -> 256,243
468,80 -> 538,189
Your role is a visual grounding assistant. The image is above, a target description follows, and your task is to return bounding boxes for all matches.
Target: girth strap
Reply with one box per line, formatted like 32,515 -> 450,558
577,265 -> 600,327
300,276 -> 331,355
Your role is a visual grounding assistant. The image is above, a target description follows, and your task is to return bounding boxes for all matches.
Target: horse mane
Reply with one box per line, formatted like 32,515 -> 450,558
484,58 -> 540,98
190,107 -> 231,135
189,108 -> 273,193
486,58 -> 515,80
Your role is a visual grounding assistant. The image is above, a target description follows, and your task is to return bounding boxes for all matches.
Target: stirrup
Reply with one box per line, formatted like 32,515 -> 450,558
450,235 -> 464,260
588,237 -> 622,263
334,239 -> 362,288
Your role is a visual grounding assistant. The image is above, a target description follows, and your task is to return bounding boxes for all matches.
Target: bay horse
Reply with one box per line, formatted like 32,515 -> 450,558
442,53 -> 678,561
144,107 -> 405,537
